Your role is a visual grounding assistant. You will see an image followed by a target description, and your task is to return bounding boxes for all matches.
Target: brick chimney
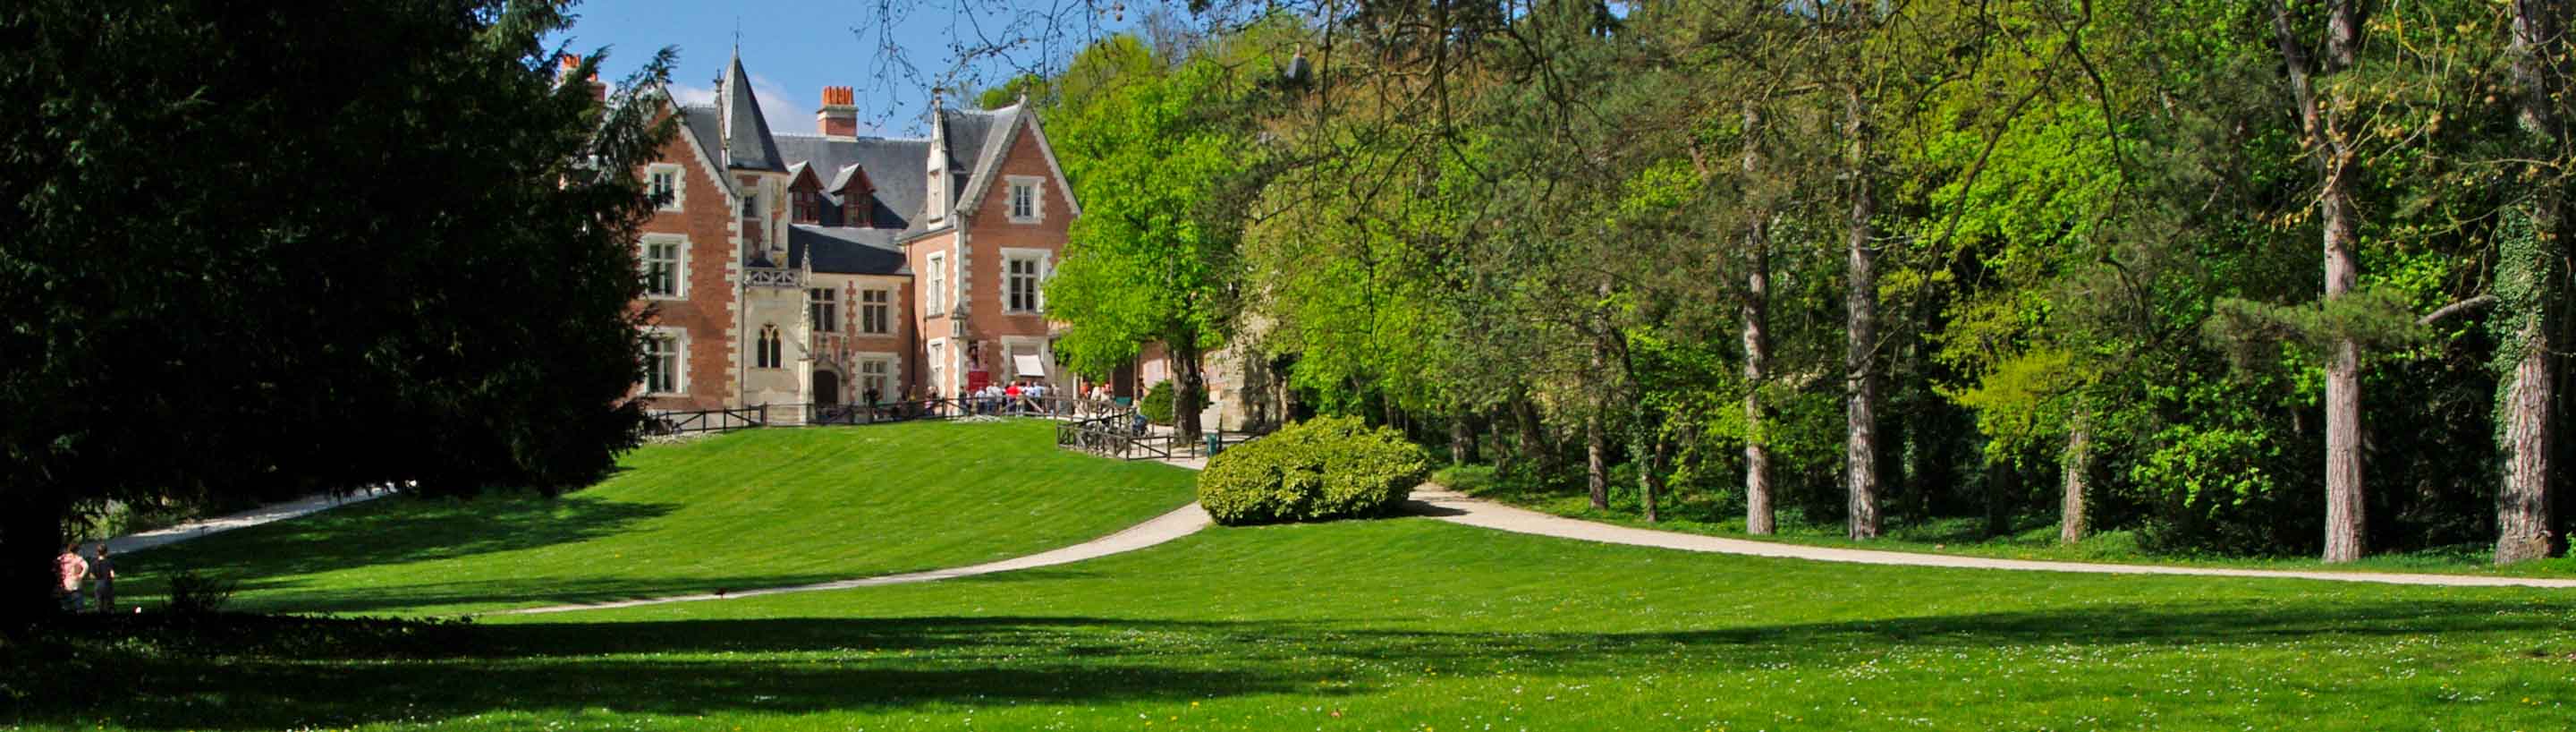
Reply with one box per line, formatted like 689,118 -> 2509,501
818,86 -> 858,139
557,54 -> 605,104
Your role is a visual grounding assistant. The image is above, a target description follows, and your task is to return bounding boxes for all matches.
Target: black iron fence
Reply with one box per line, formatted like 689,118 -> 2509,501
646,405 -> 767,435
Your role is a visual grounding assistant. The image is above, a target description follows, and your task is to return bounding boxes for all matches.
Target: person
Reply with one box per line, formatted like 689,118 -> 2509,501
1004,381 -> 1023,415
53,541 -> 87,613
88,542 -> 115,613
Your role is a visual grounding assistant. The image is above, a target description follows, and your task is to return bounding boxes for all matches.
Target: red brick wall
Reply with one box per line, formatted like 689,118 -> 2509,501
631,116 -> 738,411
905,231 -> 958,396
960,117 -> 1072,375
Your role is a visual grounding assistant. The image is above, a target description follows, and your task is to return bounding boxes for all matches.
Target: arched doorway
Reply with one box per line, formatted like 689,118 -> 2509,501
814,370 -> 842,405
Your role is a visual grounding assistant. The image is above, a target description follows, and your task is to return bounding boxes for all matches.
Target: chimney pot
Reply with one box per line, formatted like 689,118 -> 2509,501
818,85 -> 859,139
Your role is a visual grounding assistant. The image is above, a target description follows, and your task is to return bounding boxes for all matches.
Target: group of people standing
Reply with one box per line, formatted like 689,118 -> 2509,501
970,380 -> 1055,416
53,541 -> 115,614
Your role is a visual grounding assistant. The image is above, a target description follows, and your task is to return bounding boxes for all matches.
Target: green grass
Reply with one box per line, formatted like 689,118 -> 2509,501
13,517 -> 2576,730
112,421 -> 1199,616
20,434 -> 2576,730
1434,464 -> 2576,578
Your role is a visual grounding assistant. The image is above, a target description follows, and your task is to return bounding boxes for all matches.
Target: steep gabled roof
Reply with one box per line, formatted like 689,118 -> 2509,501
718,50 -> 784,172
948,101 -> 1080,219
770,134 -> 931,234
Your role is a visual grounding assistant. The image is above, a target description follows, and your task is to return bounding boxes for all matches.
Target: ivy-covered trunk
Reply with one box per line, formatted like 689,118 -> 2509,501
2495,0 -> 2565,565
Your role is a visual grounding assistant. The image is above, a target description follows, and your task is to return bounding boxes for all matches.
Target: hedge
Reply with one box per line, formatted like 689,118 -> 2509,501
1196,416 -> 1432,525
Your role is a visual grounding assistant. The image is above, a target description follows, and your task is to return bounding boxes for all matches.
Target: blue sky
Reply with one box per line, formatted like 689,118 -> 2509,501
553,0 -> 1140,137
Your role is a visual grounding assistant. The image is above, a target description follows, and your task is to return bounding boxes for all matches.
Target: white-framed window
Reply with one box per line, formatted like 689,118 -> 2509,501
642,328 -> 686,395
857,354 -> 894,402
1003,248 -> 1050,313
927,252 -> 947,314
808,287 -> 839,333
640,234 -> 687,299
1006,175 -> 1043,223
648,164 -> 684,211
756,324 -> 783,369
860,288 -> 892,334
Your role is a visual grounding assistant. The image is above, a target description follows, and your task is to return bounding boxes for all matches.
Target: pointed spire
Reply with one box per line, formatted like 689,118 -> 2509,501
716,47 -> 782,171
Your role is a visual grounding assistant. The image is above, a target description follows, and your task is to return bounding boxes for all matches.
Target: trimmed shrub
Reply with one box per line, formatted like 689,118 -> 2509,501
1197,416 -> 1433,525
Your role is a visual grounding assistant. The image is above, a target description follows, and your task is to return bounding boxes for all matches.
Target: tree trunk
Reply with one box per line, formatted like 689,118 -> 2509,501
1741,100 -> 1776,536
1986,459 -> 2014,539
1448,411 -> 1474,466
2060,419 -> 2091,544
1843,81 -> 1883,541
1,489 -> 70,629
1586,409 -> 1609,511
1641,434 -> 1671,523
2496,0 -> 2565,565
2273,0 -> 2368,563
1513,390 -> 1551,475
1174,337 -> 1206,442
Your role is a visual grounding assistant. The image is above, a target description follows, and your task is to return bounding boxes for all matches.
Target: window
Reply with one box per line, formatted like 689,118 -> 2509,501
860,288 -> 891,334
792,188 -> 821,224
740,190 -> 758,221
928,340 -> 946,396
1006,176 -> 1042,223
927,253 -> 947,314
808,288 -> 839,333
756,324 -> 783,369
648,165 -> 682,211
1007,257 -> 1041,312
859,356 -> 892,401
642,331 -> 682,394
640,236 -> 683,298
844,195 -> 871,227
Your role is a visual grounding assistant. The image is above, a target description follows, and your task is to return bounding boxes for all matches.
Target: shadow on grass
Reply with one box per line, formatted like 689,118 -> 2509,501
111,494 -> 677,601
5,597 -> 2561,730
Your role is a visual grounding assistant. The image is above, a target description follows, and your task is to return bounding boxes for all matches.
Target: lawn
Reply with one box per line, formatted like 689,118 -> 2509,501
108,420 -> 1199,616
1434,464 -> 2576,579
14,516 -> 2574,730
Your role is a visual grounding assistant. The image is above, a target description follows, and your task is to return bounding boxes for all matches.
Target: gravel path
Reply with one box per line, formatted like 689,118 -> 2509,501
496,502 -> 1213,615
1405,486 -> 2576,589
108,489 -> 395,554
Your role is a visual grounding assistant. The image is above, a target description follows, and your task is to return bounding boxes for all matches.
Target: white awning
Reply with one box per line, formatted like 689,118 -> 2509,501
1013,354 -> 1048,378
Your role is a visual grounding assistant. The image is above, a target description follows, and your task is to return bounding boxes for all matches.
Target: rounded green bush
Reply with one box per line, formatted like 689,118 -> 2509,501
1197,416 -> 1433,525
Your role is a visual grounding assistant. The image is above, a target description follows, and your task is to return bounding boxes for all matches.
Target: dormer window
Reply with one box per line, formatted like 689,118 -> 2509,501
792,188 -> 821,225
843,196 -> 871,227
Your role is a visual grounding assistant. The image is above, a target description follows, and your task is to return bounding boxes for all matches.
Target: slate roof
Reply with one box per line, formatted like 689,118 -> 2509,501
718,51 -> 784,172
937,105 -> 1024,208
770,134 -> 928,233
677,104 -> 724,173
789,226 -> 910,275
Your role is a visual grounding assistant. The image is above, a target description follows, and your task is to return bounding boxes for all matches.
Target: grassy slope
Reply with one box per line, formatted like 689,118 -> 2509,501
114,421 -> 1198,616
1435,464 -> 2576,578
28,518 -> 2573,731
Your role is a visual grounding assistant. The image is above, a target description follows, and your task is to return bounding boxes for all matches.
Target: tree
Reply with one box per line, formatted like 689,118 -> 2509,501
1047,55 -> 1262,442
0,0 -> 672,625
2492,0 -> 2567,565
2267,0 -> 2372,563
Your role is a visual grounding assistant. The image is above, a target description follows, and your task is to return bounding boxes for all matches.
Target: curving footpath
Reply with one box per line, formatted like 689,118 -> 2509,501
494,502 -> 1213,615
1406,485 -> 2576,589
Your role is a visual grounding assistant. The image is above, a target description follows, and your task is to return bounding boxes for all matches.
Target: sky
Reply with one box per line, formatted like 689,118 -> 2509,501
551,0 -> 1141,138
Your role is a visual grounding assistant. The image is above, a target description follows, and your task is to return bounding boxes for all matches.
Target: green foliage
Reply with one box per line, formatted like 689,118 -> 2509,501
1197,416 -> 1432,525
164,570 -> 238,616
0,0 -> 673,620
1135,379 -> 1205,426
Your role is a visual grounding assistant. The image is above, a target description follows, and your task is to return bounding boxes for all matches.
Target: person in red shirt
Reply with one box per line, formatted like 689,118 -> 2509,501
1004,381 -> 1025,415
54,541 -> 87,613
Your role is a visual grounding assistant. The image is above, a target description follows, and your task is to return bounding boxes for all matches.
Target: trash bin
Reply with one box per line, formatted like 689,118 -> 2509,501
1205,432 -> 1224,456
